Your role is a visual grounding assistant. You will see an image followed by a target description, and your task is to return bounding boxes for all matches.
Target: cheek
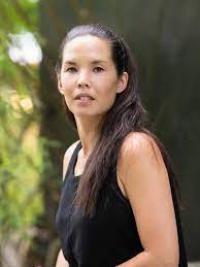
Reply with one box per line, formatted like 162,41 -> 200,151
60,81 -> 74,105
99,85 -> 117,108
61,78 -> 74,95
61,72 -> 74,85
101,79 -> 117,98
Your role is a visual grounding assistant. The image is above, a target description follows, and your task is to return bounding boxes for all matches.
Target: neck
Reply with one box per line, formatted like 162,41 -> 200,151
75,115 -> 103,158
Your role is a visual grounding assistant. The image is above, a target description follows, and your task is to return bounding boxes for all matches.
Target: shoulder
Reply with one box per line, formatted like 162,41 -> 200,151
62,140 -> 80,181
120,131 -> 163,165
118,131 -> 167,187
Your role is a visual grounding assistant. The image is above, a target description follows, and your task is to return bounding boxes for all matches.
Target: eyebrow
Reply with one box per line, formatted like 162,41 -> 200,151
64,60 -> 107,65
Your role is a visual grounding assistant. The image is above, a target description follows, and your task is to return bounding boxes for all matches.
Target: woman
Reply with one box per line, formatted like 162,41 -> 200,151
55,24 -> 188,267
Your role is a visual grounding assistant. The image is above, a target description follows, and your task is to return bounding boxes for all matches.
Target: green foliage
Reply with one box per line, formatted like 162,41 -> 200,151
0,0 -> 45,241
0,99 -> 44,236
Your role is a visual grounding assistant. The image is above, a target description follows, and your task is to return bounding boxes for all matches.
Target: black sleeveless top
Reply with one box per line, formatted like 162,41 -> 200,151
55,141 -> 188,267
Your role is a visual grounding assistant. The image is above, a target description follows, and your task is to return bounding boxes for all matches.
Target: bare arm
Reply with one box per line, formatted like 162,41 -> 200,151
116,133 -> 179,267
55,140 -> 80,267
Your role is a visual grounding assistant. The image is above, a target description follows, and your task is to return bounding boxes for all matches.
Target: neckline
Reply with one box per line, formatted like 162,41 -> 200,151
73,174 -> 81,178
72,141 -> 83,179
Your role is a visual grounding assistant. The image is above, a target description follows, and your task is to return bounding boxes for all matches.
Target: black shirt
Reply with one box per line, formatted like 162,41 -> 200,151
55,141 -> 188,266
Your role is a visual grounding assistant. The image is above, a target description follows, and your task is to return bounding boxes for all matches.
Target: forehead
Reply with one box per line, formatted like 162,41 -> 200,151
62,35 -> 112,62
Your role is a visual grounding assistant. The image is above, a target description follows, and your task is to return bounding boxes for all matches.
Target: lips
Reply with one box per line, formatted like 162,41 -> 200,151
74,93 -> 95,100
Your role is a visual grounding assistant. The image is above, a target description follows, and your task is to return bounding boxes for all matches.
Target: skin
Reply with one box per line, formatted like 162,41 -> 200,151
115,132 -> 179,266
56,34 -> 128,267
56,35 -> 179,266
58,34 -> 128,158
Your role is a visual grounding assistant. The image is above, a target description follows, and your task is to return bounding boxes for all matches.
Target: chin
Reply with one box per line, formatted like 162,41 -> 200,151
74,111 -> 104,118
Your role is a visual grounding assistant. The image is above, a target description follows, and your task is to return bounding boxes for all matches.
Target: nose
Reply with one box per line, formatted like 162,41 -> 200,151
77,70 -> 90,88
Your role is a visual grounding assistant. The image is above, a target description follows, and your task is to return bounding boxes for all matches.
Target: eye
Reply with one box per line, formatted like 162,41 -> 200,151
65,67 -> 77,73
93,67 -> 104,72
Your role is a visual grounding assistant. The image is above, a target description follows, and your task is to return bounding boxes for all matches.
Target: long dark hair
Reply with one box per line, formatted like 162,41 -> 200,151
55,23 -> 185,218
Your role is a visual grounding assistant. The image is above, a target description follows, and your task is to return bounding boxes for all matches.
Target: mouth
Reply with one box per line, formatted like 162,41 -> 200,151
74,94 -> 95,102
75,97 -> 95,104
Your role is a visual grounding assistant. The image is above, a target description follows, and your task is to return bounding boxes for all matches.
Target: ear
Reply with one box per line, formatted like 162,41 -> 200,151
116,72 -> 129,94
57,74 -> 64,95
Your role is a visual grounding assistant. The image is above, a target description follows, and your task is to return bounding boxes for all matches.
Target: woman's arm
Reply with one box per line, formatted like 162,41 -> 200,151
55,250 -> 69,267
116,132 -> 179,267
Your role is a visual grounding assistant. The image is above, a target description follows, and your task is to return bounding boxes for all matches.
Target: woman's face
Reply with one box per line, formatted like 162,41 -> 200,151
58,35 -> 128,119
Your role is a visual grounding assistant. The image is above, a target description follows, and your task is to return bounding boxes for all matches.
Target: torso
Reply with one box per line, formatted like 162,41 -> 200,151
56,140 -> 145,266
56,140 -> 188,266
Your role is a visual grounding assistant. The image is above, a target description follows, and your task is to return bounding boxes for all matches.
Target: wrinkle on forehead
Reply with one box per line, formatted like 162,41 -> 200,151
62,35 -> 112,65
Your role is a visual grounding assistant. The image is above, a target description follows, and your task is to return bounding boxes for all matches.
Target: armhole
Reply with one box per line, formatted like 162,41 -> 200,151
63,140 -> 81,182
109,166 -> 131,207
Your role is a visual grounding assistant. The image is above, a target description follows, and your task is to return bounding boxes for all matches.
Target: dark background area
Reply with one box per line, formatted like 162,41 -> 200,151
0,1 -> 199,266
40,0 -> 200,261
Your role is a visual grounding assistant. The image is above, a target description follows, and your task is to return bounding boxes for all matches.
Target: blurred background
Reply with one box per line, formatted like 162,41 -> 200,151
0,0 -> 199,266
